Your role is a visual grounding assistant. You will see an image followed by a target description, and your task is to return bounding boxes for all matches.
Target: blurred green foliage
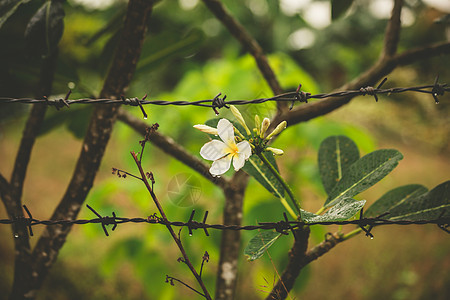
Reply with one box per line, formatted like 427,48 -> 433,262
1,0 -> 449,299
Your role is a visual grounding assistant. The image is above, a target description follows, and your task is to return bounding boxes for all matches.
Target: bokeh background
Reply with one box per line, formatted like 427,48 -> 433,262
1,0 -> 449,299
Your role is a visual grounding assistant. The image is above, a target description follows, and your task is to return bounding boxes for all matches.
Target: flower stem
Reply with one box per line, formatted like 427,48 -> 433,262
342,228 -> 362,240
256,151 -> 302,219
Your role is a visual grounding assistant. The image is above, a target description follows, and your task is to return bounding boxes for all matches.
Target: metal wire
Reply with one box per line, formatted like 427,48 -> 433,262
2,205 -> 449,238
0,78 -> 448,115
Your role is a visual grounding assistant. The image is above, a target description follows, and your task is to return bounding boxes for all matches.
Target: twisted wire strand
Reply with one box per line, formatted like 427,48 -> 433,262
2,211 -> 449,237
1,82 -> 448,110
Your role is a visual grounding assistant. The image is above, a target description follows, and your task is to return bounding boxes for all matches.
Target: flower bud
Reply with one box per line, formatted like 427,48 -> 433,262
265,121 -> 287,140
230,105 -> 251,135
193,124 -> 218,135
260,117 -> 271,138
254,114 -> 261,135
267,147 -> 284,155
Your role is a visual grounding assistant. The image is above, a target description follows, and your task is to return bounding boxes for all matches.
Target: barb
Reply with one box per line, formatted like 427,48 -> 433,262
1,205 -> 449,238
1,79 -> 448,112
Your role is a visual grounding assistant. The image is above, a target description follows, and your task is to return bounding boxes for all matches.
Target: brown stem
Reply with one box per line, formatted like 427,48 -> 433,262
5,49 -> 58,300
382,0 -> 403,59
117,108 -> 229,189
131,151 -> 212,299
11,1 -> 155,299
201,0 -> 285,111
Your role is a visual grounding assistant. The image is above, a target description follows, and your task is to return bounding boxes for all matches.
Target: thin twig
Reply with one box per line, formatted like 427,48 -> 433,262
130,147 -> 212,299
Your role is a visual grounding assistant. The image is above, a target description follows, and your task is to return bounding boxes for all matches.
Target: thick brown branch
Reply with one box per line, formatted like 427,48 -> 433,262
267,230 -> 344,300
382,0 -> 403,58
201,0 -> 285,111
17,1 -> 155,299
277,41 -> 450,127
117,108 -> 229,189
215,170 -> 249,300
7,51 -> 58,300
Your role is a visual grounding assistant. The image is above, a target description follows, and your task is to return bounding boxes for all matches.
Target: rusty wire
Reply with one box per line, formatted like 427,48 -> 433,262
0,77 -> 448,117
2,205 -> 449,238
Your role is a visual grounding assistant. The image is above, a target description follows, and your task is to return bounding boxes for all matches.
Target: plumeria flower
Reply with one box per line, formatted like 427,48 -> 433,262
195,119 -> 252,176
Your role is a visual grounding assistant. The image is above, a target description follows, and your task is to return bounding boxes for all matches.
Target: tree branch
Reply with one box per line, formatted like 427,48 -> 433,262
382,0 -> 403,58
267,230 -> 344,300
6,49 -> 58,300
215,170 -> 249,300
11,1 -> 156,298
201,0 -> 285,111
117,108 -> 229,189
276,41 -> 450,127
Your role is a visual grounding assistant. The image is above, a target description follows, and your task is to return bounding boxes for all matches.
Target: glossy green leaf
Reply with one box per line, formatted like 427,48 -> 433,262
302,198 -> 365,223
39,107 -> 92,139
242,153 -> 285,199
24,0 -> 64,57
331,0 -> 354,20
325,149 -> 403,207
386,181 -> 450,221
244,231 -> 282,261
136,29 -> 204,74
365,184 -> 428,218
318,135 -> 360,195
0,0 -> 31,29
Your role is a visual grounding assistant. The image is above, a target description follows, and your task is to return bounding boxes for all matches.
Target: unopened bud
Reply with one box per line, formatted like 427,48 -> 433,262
254,115 -> 261,135
260,118 -> 271,138
230,105 -> 251,135
267,147 -> 284,155
193,124 -> 218,135
266,121 -> 287,140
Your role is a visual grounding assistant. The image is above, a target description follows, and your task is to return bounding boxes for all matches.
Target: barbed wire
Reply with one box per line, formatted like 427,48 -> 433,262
0,77 -> 447,117
2,205 -> 449,239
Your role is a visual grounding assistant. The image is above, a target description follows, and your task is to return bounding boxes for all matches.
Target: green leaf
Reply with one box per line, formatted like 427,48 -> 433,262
39,107 -> 93,139
364,184 -> 428,218
136,29 -> 204,74
0,0 -> 31,29
318,135 -> 360,195
301,198 -> 366,223
242,153 -> 285,199
325,149 -> 403,208
244,231 -> 282,261
386,181 -> 450,221
331,0 -> 354,20
24,0 -> 64,57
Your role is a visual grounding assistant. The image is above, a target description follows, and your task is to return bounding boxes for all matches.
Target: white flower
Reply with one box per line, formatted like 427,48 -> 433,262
199,119 -> 252,176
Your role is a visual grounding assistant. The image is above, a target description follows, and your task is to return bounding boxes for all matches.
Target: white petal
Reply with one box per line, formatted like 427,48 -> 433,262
233,141 -> 252,171
232,154 -> 246,171
210,155 -> 232,176
193,124 -> 218,135
200,140 -> 228,161
237,141 -> 252,160
217,119 -> 235,146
